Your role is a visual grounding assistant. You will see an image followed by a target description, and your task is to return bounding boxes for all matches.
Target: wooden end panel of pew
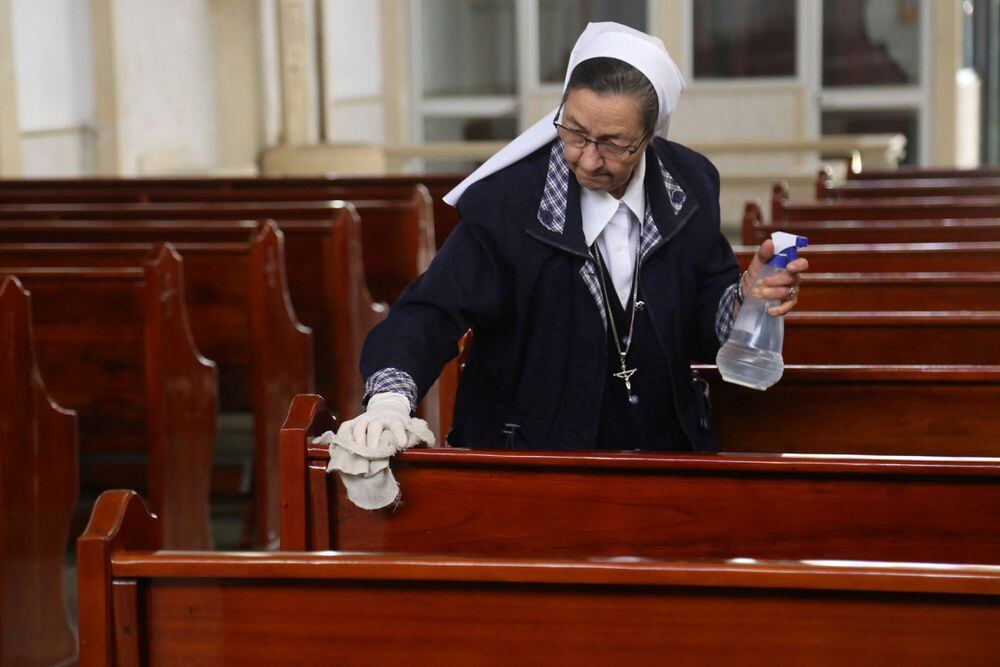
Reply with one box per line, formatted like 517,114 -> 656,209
0,277 -> 78,667
783,312 -> 1000,364
698,364 -> 1000,456
0,251 -> 216,548
138,247 -> 218,549
280,397 -> 1000,564
249,222 -> 315,547
80,490 -> 1000,666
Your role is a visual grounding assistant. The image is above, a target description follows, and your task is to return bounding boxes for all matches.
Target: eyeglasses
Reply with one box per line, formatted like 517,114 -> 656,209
553,104 -> 648,160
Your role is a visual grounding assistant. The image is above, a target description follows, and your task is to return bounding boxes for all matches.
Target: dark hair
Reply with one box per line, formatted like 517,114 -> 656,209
563,57 -> 658,136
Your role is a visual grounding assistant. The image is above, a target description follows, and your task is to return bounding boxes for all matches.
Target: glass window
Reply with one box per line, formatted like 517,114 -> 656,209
822,109 -> 918,165
693,0 -> 797,79
422,115 -> 518,173
422,0 -> 517,97
538,0 -> 647,83
822,0 -> 921,87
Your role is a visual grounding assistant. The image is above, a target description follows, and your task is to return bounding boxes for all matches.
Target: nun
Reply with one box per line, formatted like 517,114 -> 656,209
346,22 -> 808,452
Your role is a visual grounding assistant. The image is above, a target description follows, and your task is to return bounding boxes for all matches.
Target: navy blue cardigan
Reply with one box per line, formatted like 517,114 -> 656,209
360,137 -> 740,451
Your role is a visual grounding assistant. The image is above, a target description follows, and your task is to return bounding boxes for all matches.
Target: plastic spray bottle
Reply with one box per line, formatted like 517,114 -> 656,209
716,231 -> 808,390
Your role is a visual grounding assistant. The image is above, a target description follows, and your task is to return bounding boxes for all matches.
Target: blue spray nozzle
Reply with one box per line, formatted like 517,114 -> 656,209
767,231 -> 808,268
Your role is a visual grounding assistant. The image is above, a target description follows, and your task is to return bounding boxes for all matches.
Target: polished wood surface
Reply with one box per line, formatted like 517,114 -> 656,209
734,242 -> 1000,272
772,183 -> 1000,221
78,490 -> 1000,666
0,225 -> 312,546
848,165 -> 1000,180
697,364 -> 1000,456
0,248 -> 216,548
818,168 -> 1000,199
742,201 -> 1000,244
794,272 -> 998,310
783,311 -> 1000,364
0,277 -> 78,667
0,211 -> 374,423
280,395 -> 1000,564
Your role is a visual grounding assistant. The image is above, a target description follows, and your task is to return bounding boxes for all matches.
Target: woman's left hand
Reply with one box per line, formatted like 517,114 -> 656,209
741,239 -> 810,316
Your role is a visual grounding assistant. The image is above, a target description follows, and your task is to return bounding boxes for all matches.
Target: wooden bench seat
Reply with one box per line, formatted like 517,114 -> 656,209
772,183 -> 1000,221
696,364 -> 1000,456
849,165 -> 1000,180
79,490 -> 1000,666
0,248 -> 216,548
782,311 -> 999,364
742,202 -> 1000,244
818,169 -> 1000,199
790,272 -> 999,311
0,224 -> 311,546
279,394 -> 1000,564
0,277 -> 78,667
734,242 -> 1000,272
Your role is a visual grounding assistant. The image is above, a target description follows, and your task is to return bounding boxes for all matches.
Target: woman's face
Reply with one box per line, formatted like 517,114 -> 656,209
558,87 -> 651,199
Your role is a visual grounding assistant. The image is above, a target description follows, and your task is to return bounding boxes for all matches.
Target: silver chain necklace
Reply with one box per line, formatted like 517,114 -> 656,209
591,217 -> 643,406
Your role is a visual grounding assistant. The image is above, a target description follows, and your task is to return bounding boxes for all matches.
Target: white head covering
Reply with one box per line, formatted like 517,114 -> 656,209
443,22 -> 686,206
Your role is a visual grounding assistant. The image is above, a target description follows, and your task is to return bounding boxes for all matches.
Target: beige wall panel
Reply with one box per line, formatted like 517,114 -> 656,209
0,0 -> 20,174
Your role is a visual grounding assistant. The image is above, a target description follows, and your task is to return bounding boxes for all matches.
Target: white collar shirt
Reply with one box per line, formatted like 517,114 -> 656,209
580,152 -> 646,308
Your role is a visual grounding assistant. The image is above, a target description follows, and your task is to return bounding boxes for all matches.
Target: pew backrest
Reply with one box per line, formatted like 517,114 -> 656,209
279,394 -> 1000,564
733,242 -> 1000,272
772,183 -> 1000,221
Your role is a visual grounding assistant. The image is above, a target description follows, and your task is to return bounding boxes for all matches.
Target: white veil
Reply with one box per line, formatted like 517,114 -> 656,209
442,22 -> 686,206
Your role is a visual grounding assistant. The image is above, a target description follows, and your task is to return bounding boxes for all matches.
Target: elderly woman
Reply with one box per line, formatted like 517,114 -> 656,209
347,23 -> 807,452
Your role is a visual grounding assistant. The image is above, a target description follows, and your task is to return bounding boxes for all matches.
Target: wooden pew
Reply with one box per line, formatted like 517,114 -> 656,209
818,168 -> 1000,200
789,272 -> 999,311
733,242 -> 1000,272
781,311 -> 999,364
772,183 -> 1000,221
742,201 -> 1000,244
0,199 -> 445,434
849,165 -> 1000,180
0,211 -> 378,425
0,247 -> 217,548
279,394 -> 1000,564
0,223 -> 311,547
0,174 -> 466,247
695,364 -> 1000,456
0,277 -> 78,667
79,490 -> 1000,666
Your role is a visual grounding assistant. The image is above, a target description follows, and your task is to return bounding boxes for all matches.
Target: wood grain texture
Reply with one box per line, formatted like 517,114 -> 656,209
773,182 -> 1000,221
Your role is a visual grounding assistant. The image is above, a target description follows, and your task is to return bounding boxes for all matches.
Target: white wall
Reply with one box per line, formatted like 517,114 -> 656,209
11,0 -> 95,175
115,0 -> 218,174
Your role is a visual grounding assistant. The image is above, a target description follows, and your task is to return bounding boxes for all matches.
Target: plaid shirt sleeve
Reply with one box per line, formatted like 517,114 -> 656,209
715,282 -> 740,344
363,368 -> 418,413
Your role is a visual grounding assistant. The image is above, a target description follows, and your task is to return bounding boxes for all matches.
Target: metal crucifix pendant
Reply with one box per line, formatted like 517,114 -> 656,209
613,362 -> 639,405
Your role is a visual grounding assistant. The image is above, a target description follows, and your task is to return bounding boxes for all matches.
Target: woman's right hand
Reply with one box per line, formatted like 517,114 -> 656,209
343,392 -> 411,449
